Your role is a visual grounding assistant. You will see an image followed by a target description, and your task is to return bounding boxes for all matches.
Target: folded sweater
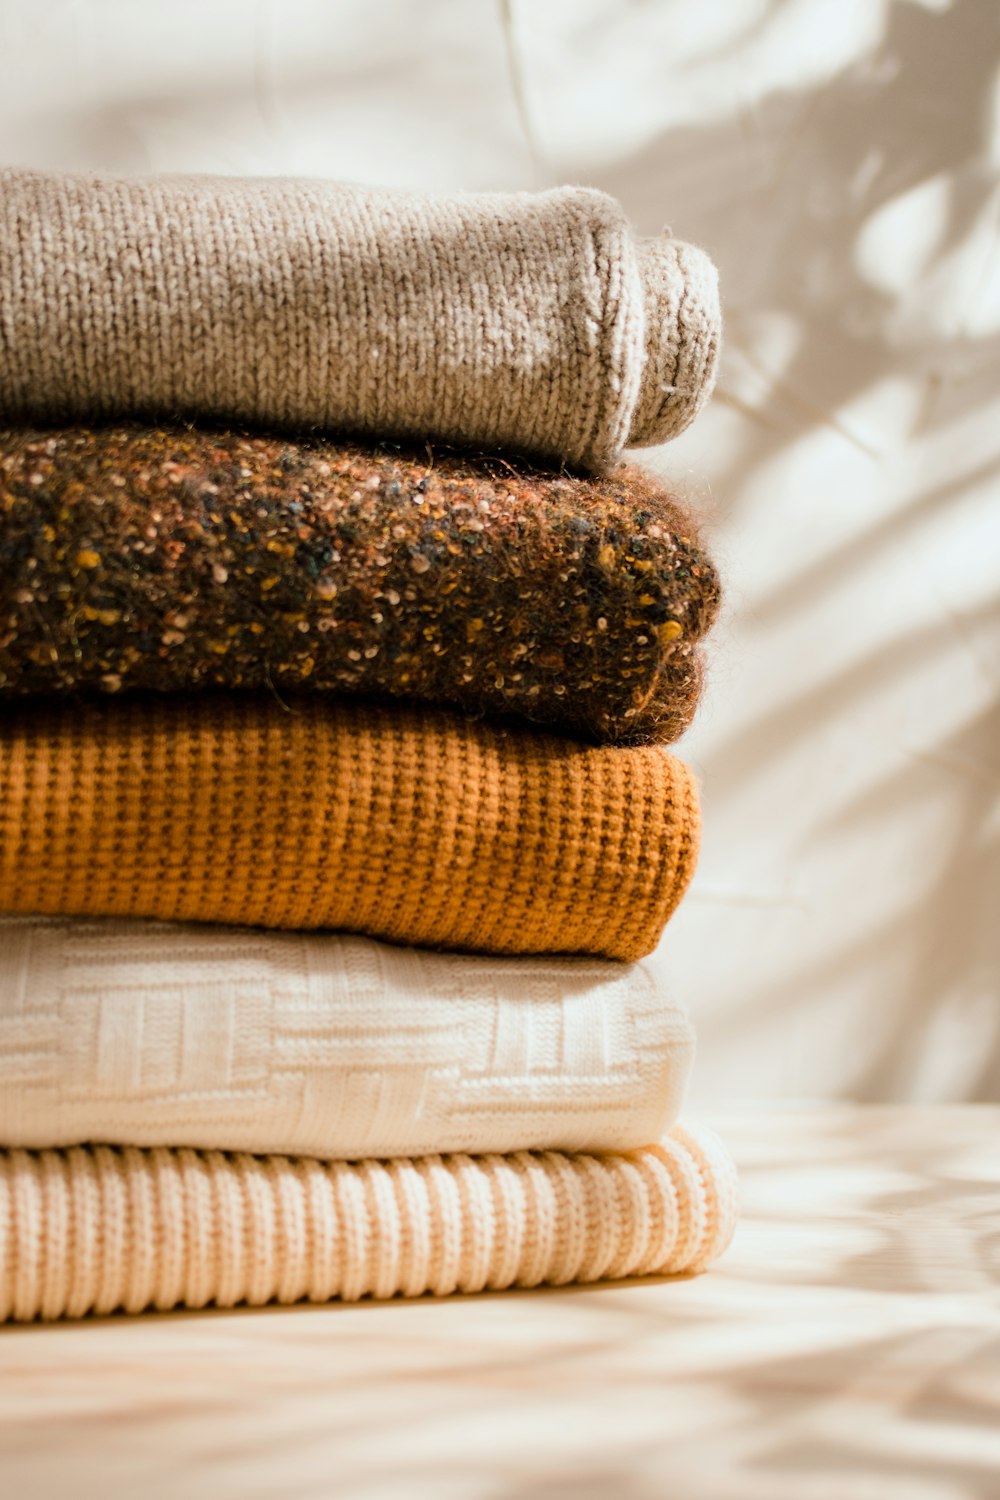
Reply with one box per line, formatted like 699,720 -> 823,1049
0,425 -> 720,745
0,916 -> 695,1158
0,1124 -> 738,1320
0,694 -> 699,960
0,170 -> 720,473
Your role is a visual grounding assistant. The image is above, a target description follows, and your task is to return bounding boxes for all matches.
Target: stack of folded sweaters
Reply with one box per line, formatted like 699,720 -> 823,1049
0,168 -> 736,1322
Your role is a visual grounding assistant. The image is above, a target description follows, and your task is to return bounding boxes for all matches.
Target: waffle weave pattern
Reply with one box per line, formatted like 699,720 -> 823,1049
0,694 -> 700,960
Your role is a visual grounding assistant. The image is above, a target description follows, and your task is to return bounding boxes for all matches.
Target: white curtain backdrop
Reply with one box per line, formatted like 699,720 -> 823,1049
1,0 -> 997,1101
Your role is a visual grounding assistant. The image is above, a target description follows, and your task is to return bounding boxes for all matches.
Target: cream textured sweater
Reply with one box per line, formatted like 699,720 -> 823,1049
0,1124 -> 737,1320
0,169 -> 720,472
0,916 -> 695,1159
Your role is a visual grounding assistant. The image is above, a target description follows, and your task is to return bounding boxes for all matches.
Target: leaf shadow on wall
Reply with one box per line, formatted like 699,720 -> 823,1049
597,0 -> 1000,1102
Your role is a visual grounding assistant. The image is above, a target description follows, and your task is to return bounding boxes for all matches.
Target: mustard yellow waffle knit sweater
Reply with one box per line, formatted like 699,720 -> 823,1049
0,694 -> 699,960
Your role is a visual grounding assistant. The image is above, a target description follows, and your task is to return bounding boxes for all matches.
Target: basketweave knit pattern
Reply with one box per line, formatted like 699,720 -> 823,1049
0,170 -> 720,473
0,916 -> 695,1159
0,1124 -> 738,1321
0,425 -> 721,745
0,694 -> 700,960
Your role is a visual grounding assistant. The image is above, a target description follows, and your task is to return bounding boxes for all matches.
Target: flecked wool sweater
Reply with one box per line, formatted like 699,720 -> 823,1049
0,425 -> 720,744
0,170 -> 720,473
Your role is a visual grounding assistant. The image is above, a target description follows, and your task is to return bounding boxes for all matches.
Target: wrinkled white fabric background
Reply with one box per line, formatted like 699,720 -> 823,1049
1,0 -> 997,1103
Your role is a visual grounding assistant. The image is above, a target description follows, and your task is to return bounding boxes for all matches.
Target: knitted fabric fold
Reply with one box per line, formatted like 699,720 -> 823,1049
0,425 -> 720,746
0,170 -> 720,473
0,1124 -> 738,1321
0,694 -> 699,961
0,916 -> 696,1159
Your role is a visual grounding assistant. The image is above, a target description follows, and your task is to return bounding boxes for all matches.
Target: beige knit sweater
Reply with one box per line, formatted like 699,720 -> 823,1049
0,1125 -> 738,1320
0,169 -> 720,472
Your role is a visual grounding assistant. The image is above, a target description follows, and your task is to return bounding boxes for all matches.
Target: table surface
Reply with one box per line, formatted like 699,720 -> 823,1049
1,1105 -> 998,1500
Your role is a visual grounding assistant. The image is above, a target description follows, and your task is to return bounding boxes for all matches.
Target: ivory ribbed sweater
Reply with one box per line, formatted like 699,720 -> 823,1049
0,694 -> 699,960
0,1125 -> 738,1321
0,170 -> 720,472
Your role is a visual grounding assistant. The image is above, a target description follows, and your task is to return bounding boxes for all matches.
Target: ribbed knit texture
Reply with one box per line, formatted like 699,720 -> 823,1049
0,916 -> 695,1158
0,425 -> 721,745
0,694 -> 700,960
0,1124 -> 737,1320
0,170 -> 720,473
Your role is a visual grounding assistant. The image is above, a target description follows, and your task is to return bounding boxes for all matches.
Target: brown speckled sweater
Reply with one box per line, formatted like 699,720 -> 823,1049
0,424 -> 720,744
